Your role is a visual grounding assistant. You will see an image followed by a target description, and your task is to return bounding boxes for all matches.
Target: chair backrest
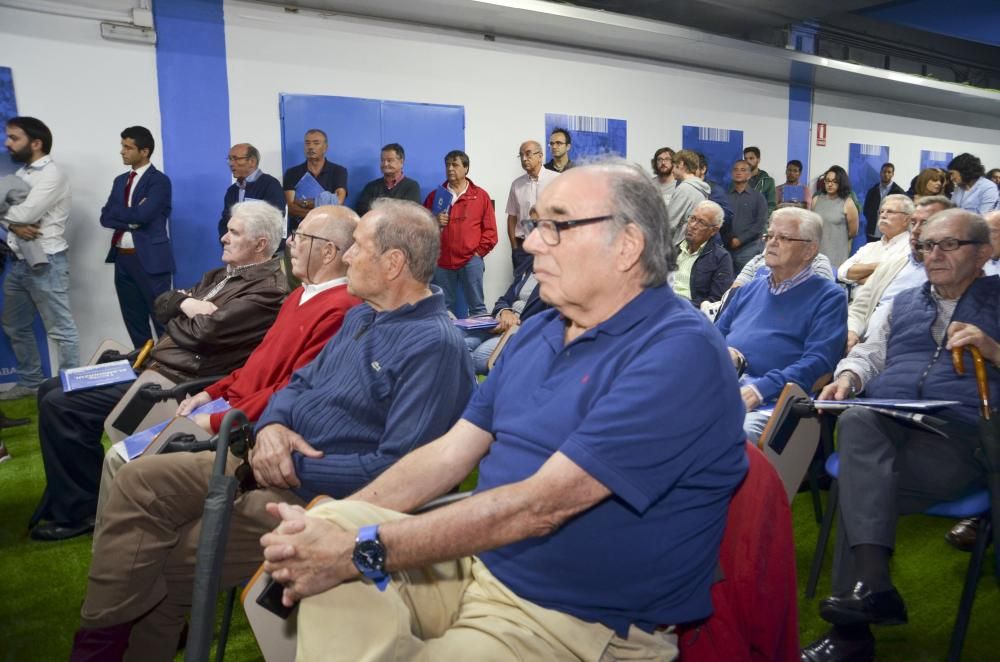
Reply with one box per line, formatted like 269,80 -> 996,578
103,370 -> 179,443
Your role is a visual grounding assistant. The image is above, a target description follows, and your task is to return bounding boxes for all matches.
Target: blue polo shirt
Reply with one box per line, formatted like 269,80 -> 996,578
463,284 -> 747,636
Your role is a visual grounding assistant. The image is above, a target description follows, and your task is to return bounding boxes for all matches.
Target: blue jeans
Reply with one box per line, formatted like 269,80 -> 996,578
434,254 -> 486,317
2,251 -> 80,387
462,329 -> 500,375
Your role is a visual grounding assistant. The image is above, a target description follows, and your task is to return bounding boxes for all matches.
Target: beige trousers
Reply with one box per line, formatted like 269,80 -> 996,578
296,501 -> 678,662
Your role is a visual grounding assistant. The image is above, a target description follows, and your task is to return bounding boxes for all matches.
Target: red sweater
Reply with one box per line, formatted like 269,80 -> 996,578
423,178 -> 498,269
204,283 -> 361,432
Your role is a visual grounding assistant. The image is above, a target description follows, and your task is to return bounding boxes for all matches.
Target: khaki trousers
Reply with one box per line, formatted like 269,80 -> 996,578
82,450 -> 304,662
297,501 -> 678,662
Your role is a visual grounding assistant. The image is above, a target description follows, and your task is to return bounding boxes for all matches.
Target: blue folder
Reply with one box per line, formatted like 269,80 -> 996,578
294,172 -> 326,201
432,186 -> 453,215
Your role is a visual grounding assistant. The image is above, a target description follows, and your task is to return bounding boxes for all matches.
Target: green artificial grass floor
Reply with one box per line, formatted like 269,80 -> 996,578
2,394 -> 997,661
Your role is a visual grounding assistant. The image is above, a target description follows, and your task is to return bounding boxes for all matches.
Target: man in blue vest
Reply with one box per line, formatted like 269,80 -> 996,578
100,126 -> 175,348
803,208 -> 999,662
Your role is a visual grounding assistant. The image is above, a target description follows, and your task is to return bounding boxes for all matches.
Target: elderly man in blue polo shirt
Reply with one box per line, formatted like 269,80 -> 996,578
260,160 -> 749,661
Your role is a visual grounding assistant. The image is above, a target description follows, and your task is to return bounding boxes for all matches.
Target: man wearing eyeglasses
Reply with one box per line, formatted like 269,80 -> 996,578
716,207 -> 846,442
671,200 -> 734,308
845,196 -> 953,352
70,199 -> 474,659
543,127 -> 575,173
259,161 -> 748,661
837,194 -> 913,287
31,200 -> 290,543
805,208 -> 1000,662
217,143 -> 285,238
88,206 -> 363,521
505,140 -> 558,270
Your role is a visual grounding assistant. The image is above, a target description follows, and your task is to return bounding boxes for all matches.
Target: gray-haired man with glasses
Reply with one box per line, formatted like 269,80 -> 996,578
218,142 -> 285,237
670,200 -> 734,307
505,140 -> 558,270
805,208 -> 1000,662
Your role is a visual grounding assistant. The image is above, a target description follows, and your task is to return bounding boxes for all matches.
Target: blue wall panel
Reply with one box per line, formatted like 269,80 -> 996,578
920,149 -> 953,171
543,113 -> 627,162
154,0 -> 232,288
280,94 -> 464,210
849,142 -> 889,252
682,125 -> 744,190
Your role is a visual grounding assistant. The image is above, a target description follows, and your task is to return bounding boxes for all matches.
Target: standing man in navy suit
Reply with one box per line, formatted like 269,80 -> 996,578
99,126 -> 175,348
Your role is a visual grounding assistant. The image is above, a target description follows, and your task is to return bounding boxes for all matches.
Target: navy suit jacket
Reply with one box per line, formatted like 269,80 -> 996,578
491,257 -> 547,321
100,165 -> 175,275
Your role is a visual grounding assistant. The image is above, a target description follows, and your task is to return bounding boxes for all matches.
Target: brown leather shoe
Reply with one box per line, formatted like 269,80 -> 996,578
945,518 -> 979,552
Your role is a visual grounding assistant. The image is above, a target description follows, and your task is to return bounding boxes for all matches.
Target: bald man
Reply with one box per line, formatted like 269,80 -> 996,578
505,139 -> 560,269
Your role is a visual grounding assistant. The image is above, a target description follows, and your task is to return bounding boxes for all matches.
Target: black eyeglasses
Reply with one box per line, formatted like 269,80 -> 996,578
227,155 -> 251,163
763,232 -> 813,244
913,238 -> 985,254
289,230 -> 340,250
687,216 -> 719,230
548,141 -> 567,146
524,215 -> 614,246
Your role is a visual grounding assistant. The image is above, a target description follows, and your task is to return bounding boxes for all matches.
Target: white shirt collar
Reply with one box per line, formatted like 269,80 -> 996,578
130,162 -> 152,179
301,276 -> 348,304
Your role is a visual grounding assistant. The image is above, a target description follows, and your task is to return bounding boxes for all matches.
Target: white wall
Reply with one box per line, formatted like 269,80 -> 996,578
4,0 -> 1000,362
0,4 -> 161,364
812,90 -> 1000,188
222,0 -> 791,302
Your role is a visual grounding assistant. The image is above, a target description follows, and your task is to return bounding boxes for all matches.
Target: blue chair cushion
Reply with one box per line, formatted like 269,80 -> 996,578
825,452 -> 990,518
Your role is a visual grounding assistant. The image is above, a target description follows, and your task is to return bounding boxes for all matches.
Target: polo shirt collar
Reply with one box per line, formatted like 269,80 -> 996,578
541,284 -> 668,351
25,155 -> 52,171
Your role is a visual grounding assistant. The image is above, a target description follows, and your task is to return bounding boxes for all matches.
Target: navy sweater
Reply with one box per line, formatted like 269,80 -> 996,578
716,275 -> 846,403
256,289 -> 475,500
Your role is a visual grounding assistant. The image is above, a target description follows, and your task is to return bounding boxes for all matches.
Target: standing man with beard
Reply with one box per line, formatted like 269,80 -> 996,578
744,146 -> 776,214
543,128 -> 575,173
651,147 -> 677,208
0,116 -> 80,401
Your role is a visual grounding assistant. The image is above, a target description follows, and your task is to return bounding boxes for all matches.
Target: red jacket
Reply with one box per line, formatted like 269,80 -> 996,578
424,179 -> 498,269
677,443 -> 800,662
204,283 -> 361,432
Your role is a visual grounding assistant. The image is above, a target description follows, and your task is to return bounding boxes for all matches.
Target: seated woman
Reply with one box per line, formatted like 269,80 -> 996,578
464,255 -> 547,374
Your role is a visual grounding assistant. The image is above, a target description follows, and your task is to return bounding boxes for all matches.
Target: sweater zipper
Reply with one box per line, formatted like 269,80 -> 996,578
914,302 -> 943,399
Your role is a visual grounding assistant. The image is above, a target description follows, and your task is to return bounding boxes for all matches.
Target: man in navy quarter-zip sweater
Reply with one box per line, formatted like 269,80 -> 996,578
71,199 -> 474,662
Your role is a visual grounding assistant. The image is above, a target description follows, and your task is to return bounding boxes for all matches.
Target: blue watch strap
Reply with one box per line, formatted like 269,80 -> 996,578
355,525 -> 390,591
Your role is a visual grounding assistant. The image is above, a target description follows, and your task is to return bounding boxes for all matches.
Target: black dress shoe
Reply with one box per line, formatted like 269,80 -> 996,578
820,581 -> 907,626
945,517 -> 979,552
0,414 -> 30,428
801,630 -> 874,662
30,517 -> 96,542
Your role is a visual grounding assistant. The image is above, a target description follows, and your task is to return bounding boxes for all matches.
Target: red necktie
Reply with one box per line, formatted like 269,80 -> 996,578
113,170 -> 137,246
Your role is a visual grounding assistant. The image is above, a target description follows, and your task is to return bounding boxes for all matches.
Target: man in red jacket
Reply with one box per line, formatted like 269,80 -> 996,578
424,150 -> 497,316
94,205 -> 362,511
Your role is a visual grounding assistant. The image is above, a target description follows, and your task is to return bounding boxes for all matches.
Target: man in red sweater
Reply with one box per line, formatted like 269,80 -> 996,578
95,205 -> 361,508
423,149 -> 497,316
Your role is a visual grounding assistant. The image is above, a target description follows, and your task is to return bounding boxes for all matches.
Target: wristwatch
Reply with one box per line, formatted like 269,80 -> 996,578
352,525 -> 389,591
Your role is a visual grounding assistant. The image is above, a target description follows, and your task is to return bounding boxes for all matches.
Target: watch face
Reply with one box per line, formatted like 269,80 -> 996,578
353,539 -> 386,572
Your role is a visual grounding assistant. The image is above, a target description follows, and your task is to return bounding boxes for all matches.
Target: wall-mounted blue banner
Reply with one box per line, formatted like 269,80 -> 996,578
0,67 -> 18,177
0,67 -> 53,384
544,114 -> 627,163
279,94 -> 465,211
920,150 -> 953,171
848,142 -> 889,253
682,125 -> 744,190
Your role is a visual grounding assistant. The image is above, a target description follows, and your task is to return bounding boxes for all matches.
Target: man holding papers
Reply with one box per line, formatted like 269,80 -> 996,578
30,201 -> 288,542
69,199 -> 473,661
282,129 -> 348,234
423,149 -> 497,316
804,208 -> 1000,662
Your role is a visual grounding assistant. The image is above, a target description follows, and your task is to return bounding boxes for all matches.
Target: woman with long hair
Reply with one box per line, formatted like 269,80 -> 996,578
811,166 -> 859,270
913,167 -> 947,202
948,153 -> 999,214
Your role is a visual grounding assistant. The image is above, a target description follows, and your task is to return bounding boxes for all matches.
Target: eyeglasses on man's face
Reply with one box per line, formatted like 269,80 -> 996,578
518,151 -> 542,160
289,229 -> 340,251
524,214 -> 614,246
687,215 -> 718,231
913,237 -> 985,254
227,154 -> 251,163
763,232 -> 812,245
548,141 -> 567,147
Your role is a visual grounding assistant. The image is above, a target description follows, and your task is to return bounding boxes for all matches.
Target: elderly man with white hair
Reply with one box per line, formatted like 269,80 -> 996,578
258,160 -> 748,661
670,199 -> 734,308
716,207 -> 847,442
30,200 -> 290,542
837,193 -> 913,286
